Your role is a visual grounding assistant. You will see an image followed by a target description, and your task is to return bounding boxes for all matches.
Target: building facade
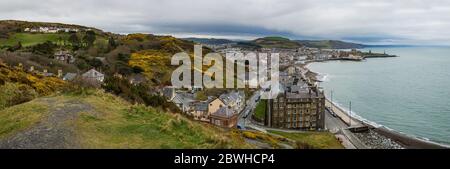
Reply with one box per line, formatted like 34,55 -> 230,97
210,107 -> 238,128
264,72 -> 325,130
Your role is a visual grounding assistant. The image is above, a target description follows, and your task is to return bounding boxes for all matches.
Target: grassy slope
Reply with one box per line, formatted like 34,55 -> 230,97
269,130 -> 344,149
0,33 -> 69,47
0,32 -> 109,47
254,100 -> 266,121
0,99 -> 49,139
0,90 -> 253,149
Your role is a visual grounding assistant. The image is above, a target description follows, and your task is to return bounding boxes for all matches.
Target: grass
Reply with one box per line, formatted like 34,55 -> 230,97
0,99 -> 49,139
254,100 -> 266,121
69,90 -> 253,149
0,89 -> 253,148
0,33 -> 69,47
242,131 -> 287,148
269,130 -> 344,149
0,32 -> 109,48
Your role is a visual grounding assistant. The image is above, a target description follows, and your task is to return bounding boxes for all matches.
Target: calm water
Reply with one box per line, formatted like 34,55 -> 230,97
308,47 -> 450,144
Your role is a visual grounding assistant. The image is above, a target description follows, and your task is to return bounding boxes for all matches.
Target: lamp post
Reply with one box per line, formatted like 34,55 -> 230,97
349,101 -> 352,127
330,90 -> 333,110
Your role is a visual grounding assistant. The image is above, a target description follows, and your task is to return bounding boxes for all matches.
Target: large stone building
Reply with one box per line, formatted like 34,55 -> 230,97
264,73 -> 325,130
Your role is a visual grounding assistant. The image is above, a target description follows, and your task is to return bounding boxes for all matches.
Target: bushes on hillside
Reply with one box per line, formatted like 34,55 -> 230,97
103,76 -> 180,113
31,41 -> 57,56
0,62 -> 65,95
0,82 -> 38,110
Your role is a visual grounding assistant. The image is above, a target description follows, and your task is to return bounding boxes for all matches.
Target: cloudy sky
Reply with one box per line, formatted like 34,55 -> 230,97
1,0 -> 450,45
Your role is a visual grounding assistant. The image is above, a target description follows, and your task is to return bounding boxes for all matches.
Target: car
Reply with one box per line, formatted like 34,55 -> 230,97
332,112 -> 338,117
237,125 -> 245,130
243,109 -> 251,118
255,96 -> 261,102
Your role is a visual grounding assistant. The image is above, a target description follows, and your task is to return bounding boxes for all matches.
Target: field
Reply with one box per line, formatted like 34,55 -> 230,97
0,33 -> 69,47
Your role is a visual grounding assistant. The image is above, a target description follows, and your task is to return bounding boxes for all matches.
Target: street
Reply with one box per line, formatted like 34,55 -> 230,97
237,90 -> 261,129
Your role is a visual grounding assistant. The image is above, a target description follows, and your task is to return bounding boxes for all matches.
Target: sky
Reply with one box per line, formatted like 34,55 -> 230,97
1,0 -> 450,45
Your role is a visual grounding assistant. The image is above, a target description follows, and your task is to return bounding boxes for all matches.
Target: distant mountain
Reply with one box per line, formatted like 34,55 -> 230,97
295,40 -> 365,49
183,37 -> 235,45
250,36 -> 302,49
245,37 -> 365,49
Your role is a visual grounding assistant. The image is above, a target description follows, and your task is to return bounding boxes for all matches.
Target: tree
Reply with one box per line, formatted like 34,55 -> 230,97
7,41 -> 22,52
68,33 -> 80,47
108,36 -> 117,48
89,58 -> 103,68
31,41 -> 56,56
83,30 -> 96,47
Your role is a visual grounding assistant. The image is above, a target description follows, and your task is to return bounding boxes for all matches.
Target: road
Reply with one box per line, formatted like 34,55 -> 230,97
325,107 -> 367,149
238,90 -> 261,129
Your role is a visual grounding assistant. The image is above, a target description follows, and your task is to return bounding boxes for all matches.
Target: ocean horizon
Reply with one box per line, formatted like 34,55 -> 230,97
308,46 -> 450,145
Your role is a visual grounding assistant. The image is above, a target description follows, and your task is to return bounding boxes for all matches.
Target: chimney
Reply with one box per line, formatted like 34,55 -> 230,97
58,70 -> 63,78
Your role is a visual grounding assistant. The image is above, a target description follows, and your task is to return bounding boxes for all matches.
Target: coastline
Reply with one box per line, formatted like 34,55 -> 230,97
302,60 -> 449,149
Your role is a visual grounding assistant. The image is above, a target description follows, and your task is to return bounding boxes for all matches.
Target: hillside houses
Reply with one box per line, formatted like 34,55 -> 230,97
163,87 -> 245,128
219,90 -> 245,113
82,68 -> 105,83
210,107 -> 239,128
54,51 -> 75,64
24,27 -> 79,33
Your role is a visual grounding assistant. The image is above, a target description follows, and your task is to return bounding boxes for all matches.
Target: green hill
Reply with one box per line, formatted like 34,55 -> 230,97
245,37 -> 364,49
296,40 -> 365,49
0,20 -> 109,49
0,33 -> 69,47
251,36 -> 303,49
183,37 -> 235,45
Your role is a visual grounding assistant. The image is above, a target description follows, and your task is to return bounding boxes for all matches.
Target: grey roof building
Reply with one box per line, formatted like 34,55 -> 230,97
63,73 -> 77,81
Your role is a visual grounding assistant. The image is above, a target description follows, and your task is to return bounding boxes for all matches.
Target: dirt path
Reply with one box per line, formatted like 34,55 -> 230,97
0,98 -> 93,149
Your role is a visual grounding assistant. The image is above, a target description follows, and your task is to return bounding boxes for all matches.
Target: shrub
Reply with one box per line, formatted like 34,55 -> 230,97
0,82 -> 38,110
295,141 -> 316,149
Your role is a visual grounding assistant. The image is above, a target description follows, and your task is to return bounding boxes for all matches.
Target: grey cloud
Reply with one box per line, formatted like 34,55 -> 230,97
1,0 -> 450,45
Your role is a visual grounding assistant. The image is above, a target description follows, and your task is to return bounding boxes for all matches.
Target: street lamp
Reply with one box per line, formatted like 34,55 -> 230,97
349,101 -> 352,127
330,90 -> 333,110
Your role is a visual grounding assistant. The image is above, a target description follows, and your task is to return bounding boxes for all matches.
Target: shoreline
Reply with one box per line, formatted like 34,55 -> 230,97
302,60 -> 449,149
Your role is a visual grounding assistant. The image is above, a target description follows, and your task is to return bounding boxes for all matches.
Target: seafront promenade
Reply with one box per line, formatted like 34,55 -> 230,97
325,99 -> 364,128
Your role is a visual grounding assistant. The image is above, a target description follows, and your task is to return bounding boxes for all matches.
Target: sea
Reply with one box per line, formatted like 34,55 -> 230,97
308,47 -> 450,145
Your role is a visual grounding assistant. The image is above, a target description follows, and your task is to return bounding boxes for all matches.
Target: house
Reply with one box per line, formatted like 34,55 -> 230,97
128,74 -> 147,85
210,107 -> 238,128
163,86 -> 176,100
219,91 -> 245,113
63,73 -> 77,81
54,51 -> 75,64
172,92 -> 195,113
82,68 -> 104,83
208,98 -> 226,116
185,97 -> 225,122
191,101 -> 210,122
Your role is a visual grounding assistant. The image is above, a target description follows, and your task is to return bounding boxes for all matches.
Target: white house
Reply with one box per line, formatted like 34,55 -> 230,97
82,68 -> 105,82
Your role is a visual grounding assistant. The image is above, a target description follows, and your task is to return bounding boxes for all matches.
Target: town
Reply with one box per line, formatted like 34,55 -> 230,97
7,43 -> 394,133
